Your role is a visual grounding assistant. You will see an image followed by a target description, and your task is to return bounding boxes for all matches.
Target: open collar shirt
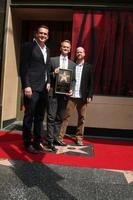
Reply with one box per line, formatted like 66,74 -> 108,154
72,63 -> 84,98
34,39 -> 47,81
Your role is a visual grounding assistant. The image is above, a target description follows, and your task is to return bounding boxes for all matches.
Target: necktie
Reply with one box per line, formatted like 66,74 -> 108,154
62,57 -> 66,69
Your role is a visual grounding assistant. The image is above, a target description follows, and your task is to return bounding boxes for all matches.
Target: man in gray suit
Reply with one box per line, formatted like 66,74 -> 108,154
46,40 -> 76,151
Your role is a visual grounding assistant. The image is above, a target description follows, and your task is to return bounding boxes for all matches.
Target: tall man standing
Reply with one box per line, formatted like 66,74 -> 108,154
47,40 -> 76,151
20,25 -> 50,153
59,47 -> 93,146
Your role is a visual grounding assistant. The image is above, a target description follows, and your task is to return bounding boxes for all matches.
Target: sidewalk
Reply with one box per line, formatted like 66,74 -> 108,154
0,159 -> 133,200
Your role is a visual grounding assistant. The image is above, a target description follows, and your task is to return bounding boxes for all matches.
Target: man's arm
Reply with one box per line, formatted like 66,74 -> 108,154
19,43 -> 33,98
19,43 -> 32,89
87,64 -> 94,99
69,61 -> 76,92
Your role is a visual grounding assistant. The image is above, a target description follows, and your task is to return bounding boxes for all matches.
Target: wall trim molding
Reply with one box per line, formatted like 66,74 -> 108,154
3,118 -> 16,128
10,0 -> 133,10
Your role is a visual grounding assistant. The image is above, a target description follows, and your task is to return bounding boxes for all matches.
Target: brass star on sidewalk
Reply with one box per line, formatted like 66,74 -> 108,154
106,169 -> 133,184
55,145 -> 89,155
0,159 -> 13,167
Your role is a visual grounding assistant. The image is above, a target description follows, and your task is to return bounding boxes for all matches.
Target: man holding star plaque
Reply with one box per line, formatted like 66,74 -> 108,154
46,40 -> 76,151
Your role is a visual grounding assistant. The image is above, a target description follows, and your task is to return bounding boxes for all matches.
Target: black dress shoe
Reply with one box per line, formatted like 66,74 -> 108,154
35,143 -> 52,152
25,145 -> 40,154
47,143 -> 57,152
54,140 -> 66,146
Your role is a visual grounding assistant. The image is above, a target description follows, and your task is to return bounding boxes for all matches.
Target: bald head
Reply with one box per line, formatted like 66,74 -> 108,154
76,47 -> 85,63
76,47 -> 85,53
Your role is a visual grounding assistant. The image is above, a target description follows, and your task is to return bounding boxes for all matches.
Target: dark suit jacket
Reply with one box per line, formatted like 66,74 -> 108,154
80,62 -> 93,100
49,56 -> 76,96
20,41 -> 50,92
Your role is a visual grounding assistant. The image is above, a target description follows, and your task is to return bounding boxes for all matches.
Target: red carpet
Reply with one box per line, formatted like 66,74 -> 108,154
0,131 -> 133,170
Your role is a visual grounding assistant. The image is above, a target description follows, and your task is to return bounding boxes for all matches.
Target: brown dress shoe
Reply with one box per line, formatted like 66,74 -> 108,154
76,139 -> 83,146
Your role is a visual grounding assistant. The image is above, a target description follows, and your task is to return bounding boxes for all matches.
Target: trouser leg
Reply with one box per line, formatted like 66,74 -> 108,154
22,92 -> 39,147
33,91 -> 47,148
59,98 -> 76,141
47,96 -> 58,143
76,99 -> 87,141
54,95 -> 68,141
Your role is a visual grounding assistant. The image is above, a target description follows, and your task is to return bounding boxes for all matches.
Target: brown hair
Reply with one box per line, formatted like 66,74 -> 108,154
36,25 -> 49,33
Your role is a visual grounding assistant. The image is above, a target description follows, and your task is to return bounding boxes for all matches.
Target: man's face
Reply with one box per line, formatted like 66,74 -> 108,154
60,42 -> 71,56
76,47 -> 85,60
35,27 -> 49,44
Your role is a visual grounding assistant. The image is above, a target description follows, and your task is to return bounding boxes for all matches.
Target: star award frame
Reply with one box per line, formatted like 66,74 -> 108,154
55,68 -> 72,94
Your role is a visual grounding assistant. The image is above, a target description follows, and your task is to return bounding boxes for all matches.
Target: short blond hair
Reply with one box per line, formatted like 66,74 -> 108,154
61,40 -> 71,47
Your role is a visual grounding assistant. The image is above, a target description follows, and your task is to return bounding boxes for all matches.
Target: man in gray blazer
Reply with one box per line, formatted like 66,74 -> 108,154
47,40 -> 76,151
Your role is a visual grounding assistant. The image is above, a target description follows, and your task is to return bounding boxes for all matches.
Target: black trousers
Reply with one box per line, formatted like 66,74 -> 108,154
22,90 -> 47,148
47,94 -> 68,144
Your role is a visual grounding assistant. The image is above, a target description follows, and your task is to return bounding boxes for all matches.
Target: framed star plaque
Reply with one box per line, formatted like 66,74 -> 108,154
55,68 -> 72,94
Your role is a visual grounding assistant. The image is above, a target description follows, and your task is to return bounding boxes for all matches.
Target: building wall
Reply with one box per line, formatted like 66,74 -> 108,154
0,3 -> 133,130
69,96 -> 133,130
0,0 -> 7,127
1,5 -> 21,127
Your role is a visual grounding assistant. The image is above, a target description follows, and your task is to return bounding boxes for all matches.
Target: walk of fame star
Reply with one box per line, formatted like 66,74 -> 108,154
106,169 -> 133,184
55,145 -> 89,155
0,159 -> 13,167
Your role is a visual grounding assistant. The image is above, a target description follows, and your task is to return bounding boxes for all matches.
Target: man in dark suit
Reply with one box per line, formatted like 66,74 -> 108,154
59,47 -> 93,146
47,40 -> 76,151
20,25 -> 51,153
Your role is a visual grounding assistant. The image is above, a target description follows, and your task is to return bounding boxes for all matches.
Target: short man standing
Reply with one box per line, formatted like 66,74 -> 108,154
47,40 -> 76,151
59,47 -> 93,146
20,25 -> 50,153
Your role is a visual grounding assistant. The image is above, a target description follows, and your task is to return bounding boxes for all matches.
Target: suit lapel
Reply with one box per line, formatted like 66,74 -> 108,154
68,60 -> 73,70
55,57 -> 60,67
34,42 -> 44,58
68,60 -> 71,69
81,63 -> 86,82
45,47 -> 49,64
34,41 -> 48,64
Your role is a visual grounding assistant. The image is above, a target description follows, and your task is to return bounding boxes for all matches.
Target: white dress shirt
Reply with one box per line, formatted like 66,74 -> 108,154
35,39 -> 47,81
60,55 -> 68,69
72,63 -> 84,98
34,39 -> 47,63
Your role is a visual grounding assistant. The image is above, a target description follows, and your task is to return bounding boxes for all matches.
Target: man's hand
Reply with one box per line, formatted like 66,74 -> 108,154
46,83 -> 50,92
54,67 -> 60,74
66,90 -> 73,96
87,97 -> 92,103
24,87 -> 32,98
